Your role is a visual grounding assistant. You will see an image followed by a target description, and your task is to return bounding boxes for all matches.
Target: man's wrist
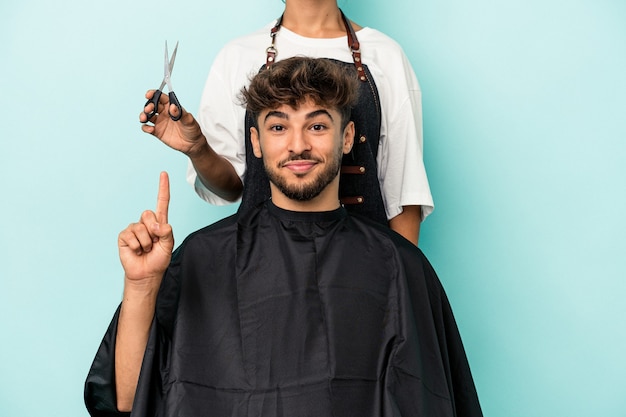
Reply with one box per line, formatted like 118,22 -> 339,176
123,275 -> 163,295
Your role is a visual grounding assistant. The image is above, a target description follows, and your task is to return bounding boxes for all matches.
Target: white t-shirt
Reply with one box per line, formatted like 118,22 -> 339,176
188,22 -> 434,220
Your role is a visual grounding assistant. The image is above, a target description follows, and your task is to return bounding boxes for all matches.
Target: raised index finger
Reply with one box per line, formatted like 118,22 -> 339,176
156,171 -> 170,224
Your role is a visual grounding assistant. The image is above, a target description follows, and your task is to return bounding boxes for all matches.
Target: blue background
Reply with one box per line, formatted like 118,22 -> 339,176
1,1 -> 625,416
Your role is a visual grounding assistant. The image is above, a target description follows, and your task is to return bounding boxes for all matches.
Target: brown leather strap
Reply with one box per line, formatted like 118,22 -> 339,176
340,196 -> 365,205
341,165 -> 366,175
267,9 -> 368,82
339,10 -> 367,82
266,15 -> 282,67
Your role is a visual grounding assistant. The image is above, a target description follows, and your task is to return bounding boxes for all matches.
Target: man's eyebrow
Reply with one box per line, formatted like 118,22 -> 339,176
263,109 -> 334,122
264,110 -> 288,122
306,109 -> 334,121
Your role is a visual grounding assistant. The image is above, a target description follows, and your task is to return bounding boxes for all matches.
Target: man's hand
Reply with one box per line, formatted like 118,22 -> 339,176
118,172 -> 174,284
139,90 -> 207,157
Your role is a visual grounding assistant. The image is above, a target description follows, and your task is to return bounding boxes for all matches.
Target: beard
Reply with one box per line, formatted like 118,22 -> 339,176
265,148 -> 343,202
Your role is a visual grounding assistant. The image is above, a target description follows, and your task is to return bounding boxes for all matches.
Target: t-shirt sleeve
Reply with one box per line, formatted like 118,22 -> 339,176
376,50 -> 434,221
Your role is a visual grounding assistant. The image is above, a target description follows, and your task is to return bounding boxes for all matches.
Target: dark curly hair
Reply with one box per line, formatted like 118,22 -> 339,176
240,57 -> 359,129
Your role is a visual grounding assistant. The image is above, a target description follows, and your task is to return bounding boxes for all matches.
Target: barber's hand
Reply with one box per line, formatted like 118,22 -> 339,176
139,90 -> 207,157
118,172 -> 174,284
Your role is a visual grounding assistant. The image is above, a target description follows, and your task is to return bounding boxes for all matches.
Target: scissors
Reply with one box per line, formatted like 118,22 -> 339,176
144,41 -> 182,121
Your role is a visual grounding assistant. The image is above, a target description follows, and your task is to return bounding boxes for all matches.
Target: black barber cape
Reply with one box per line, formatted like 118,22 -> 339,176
85,201 -> 482,417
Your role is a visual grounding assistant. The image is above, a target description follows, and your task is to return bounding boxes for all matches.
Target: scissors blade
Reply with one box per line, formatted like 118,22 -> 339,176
169,41 -> 178,73
164,41 -> 178,76
163,41 -> 170,78
163,41 -> 178,91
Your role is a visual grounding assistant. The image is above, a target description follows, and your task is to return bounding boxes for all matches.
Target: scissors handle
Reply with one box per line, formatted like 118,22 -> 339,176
143,90 -> 182,121
144,90 -> 163,119
168,91 -> 182,121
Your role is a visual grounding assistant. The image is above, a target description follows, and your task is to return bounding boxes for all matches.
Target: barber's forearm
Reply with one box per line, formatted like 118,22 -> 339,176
188,143 -> 243,202
115,280 -> 160,412
388,205 -> 422,246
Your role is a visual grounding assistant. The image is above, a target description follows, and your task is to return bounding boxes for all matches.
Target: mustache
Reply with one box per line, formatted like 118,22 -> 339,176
279,152 -> 322,166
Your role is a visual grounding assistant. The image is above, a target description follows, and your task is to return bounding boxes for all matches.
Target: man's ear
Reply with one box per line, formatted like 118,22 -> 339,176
342,121 -> 355,154
250,127 -> 263,158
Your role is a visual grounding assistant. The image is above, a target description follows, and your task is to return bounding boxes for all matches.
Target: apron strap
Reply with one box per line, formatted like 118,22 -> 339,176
339,10 -> 367,82
265,14 -> 282,67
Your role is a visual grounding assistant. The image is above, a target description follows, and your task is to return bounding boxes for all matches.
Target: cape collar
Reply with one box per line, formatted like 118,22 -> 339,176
266,200 -> 347,223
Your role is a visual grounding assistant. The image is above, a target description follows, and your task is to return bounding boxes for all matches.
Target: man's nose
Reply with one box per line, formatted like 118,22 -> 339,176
288,130 -> 312,154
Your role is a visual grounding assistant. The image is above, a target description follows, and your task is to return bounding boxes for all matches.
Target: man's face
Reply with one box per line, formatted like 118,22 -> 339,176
250,99 -> 354,209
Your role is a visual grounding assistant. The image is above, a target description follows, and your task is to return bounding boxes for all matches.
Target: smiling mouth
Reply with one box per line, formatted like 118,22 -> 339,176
282,160 -> 318,174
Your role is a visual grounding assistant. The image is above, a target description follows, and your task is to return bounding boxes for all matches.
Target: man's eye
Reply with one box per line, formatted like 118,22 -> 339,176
311,124 -> 326,131
270,125 -> 285,132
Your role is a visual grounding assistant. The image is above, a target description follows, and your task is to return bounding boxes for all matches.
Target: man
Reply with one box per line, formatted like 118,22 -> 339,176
86,57 -> 482,417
